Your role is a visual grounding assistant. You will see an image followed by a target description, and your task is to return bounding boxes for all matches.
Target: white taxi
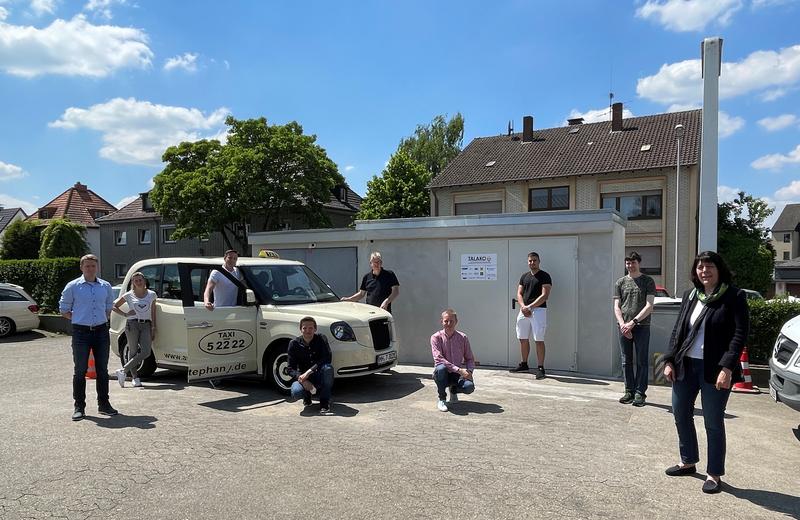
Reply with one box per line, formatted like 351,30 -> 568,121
109,256 -> 399,392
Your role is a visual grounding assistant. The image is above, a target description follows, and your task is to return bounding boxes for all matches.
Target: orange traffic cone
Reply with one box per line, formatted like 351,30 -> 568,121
86,351 -> 97,379
732,346 -> 760,394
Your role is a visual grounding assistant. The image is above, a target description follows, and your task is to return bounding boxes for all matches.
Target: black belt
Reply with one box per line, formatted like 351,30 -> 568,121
73,323 -> 108,331
130,319 -> 151,324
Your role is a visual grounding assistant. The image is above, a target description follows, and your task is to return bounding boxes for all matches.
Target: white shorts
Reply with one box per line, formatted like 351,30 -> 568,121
516,308 -> 547,342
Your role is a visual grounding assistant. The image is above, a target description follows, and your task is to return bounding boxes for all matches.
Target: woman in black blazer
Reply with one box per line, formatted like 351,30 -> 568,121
660,251 -> 749,494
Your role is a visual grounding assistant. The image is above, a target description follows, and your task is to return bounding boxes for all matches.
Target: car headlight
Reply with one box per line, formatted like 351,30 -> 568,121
330,321 -> 356,342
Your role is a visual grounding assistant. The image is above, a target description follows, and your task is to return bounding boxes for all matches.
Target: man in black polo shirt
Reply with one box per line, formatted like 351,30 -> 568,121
287,316 -> 334,414
341,251 -> 400,313
511,251 -> 552,379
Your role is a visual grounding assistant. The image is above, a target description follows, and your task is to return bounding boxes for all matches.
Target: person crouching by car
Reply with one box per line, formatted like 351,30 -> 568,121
287,316 -> 334,414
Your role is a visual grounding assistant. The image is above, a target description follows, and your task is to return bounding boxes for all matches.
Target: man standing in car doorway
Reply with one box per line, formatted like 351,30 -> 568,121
510,251 -> 552,379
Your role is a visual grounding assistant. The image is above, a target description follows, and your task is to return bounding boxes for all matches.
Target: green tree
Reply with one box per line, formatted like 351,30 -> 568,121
357,152 -> 432,220
150,117 -> 343,250
39,218 -> 89,258
398,113 -> 464,178
717,191 -> 775,294
0,219 -> 41,259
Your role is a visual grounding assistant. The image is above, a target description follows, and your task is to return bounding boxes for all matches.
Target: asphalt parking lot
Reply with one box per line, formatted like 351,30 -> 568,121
1,331 -> 798,520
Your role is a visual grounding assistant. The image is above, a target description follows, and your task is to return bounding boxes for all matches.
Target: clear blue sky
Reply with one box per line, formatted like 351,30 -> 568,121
1,0 -> 799,226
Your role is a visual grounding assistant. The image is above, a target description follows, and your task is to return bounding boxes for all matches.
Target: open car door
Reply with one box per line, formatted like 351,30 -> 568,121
180,263 -> 259,383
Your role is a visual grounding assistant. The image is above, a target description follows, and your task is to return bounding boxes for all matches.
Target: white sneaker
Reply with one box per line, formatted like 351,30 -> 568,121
115,369 -> 125,388
448,390 -> 459,404
132,378 -> 142,387
437,399 -> 448,412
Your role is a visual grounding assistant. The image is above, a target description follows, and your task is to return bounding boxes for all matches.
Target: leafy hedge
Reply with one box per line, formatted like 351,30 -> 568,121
0,258 -> 81,313
747,298 -> 800,364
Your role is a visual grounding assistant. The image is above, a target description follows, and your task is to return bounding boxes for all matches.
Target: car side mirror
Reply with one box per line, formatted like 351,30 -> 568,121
246,289 -> 256,304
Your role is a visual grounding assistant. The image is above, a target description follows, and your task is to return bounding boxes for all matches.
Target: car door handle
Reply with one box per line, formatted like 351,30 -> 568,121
187,321 -> 213,329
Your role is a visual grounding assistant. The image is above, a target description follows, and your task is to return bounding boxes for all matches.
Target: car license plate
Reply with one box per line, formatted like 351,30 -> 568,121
377,351 -> 397,365
769,385 -> 778,402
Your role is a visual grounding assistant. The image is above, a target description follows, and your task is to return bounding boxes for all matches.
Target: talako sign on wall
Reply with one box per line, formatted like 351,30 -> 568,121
460,253 -> 498,280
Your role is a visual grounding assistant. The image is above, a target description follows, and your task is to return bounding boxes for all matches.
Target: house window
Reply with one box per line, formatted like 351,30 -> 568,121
114,264 -> 127,279
602,191 -> 662,219
114,230 -> 127,246
139,229 -> 152,244
38,209 -> 54,219
454,200 -> 503,215
625,246 -> 661,275
162,227 -> 176,243
92,210 -> 108,219
784,251 -> 791,260
529,187 -> 569,211
784,233 -> 791,243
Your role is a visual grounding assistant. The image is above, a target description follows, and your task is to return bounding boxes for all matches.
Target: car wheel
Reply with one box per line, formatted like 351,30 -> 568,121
119,336 -> 157,378
264,343 -> 292,395
0,317 -> 14,337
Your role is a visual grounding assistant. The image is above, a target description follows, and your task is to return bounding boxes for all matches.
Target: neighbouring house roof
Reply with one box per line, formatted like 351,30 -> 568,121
775,257 -> 800,282
0,207 -> 26,233
97,186 -> 362,224
27,182 -> 117,228
772,203 -> 800,232
430,109 -> 702,189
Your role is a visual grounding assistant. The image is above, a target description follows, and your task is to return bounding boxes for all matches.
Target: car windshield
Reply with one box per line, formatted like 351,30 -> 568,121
242,264 -> 339,305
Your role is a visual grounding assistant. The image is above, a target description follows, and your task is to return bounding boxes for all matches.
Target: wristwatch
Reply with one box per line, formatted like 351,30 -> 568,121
632,318 -> 640,326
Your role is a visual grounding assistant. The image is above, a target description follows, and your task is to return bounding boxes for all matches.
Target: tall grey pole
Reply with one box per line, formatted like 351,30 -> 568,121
674,124 -> 684,296
699,37 -> 722,252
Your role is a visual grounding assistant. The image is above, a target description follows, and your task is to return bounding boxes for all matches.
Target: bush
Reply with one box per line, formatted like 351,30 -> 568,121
747,298 -> 800,364
0,258 -> 81,313
0,219 -> 41,259
39,218 -> 89,259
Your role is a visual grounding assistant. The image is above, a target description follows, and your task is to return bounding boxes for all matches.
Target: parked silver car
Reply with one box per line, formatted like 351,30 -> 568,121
0,283 -> 40,337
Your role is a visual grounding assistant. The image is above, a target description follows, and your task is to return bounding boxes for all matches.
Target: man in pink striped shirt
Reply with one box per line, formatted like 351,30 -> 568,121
431,308 -> 475,412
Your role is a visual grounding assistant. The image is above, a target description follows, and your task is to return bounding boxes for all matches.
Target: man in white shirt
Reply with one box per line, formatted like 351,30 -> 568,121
204,250 -> 243,309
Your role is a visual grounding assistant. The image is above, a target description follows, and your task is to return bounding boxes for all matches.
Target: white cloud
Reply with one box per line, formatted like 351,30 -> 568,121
163,52 -> 198,72
635,0 -> 742,32
0,6 -> 8,21
115,194 -> 137,208
718,111 -> 745,138
344,165 -> 355,172
760,87 -> 789,101
83,0 -> 126,20
49,97 -> 230,165
718,185 -> 741,203
766,181 -> 800,229
147,177 -> 154,189
637,44 -> 800,106
0,160 -> 28,181
775,179 -> 800,199
758,114 -> 798,131
751,143 -> 800,170
0,15 -> 152,78
0,193 -> 37,214
565,106 -> 635,124
30,0 -> 57,16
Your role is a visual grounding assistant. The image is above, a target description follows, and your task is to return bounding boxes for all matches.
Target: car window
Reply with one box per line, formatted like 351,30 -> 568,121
187,267 -> 211,303
162,264 -> 183,300
137,265 -> 162,296
244,265 -> 337,304
0,288 -> 28,301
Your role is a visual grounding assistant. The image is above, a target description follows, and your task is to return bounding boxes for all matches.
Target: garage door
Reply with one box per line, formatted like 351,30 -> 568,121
272,247 -> 357,297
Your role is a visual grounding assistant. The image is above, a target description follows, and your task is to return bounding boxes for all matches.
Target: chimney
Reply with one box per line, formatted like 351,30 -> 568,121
74,182 -> 88,192
522,116 -> 534,142
611,102 -> 623,132
567,117 -> 584,126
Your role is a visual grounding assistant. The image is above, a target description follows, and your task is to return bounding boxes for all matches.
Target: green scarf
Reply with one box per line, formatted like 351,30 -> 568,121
692,282 -> 729,304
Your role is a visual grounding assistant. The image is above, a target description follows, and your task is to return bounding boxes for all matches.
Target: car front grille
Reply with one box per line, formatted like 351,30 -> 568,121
369,318 -> 391,351
774,334 -> 797,365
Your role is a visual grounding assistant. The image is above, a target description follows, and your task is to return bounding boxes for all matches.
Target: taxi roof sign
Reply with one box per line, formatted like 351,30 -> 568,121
258,249 -> 280,258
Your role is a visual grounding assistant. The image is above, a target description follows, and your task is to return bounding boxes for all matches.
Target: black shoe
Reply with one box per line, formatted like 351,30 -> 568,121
71,408 -> 85,421
319,401 -> 331,414
702,479 -> 722,494
535,367 -> 546,380
665,464 -> 697,477
619,391 -> 634,404
632,393 -> 646,407
302,396 -> 312,406
509,362 -> 529,373
98,402 -> 118,416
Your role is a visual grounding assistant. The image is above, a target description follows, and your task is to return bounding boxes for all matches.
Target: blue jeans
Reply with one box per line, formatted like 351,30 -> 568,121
619,325 -> 650,397
72,325 -> 111,409
433,364 -> 475,400
290,364 -> 333,405
671,357 -> 731,476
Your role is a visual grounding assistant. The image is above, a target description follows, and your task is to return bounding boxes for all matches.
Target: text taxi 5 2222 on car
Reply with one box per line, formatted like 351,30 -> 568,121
109,255 -> 399,393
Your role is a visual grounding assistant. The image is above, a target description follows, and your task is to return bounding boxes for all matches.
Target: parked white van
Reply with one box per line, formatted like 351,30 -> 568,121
109,256 -> 398,392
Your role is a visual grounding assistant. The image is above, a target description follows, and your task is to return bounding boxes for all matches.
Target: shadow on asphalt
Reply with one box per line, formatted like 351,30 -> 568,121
83,414 -> 158,429
793,426 -> 800,443
542,375 -> 610,386
330,370 -> 426,404
644,401 -> 738,419
299,402 -> 358,418
723,484 -> 800,519
447,401 -> 504,416
0,330 -> 48,343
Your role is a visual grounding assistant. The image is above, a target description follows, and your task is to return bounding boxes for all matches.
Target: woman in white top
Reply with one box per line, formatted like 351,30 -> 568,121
112,272 -> 157,388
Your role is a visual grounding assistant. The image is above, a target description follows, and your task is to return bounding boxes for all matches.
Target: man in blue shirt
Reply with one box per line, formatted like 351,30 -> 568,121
60,254 -> 118,421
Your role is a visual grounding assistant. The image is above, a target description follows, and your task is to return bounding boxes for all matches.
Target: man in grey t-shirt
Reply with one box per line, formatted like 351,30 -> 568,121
203,250 -> 243,309
612,251 -> 656,407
